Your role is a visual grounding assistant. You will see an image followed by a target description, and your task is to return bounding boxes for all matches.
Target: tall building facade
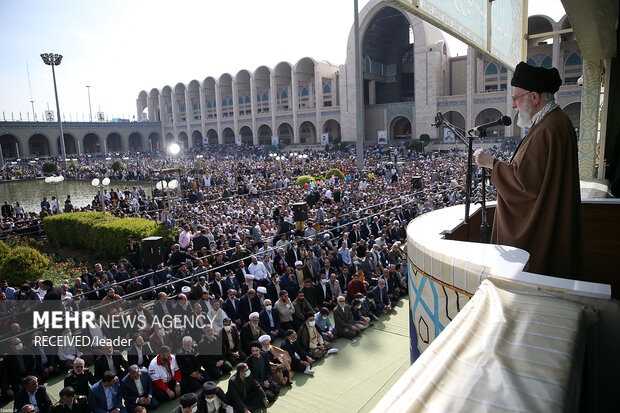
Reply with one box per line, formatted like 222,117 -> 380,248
136,1 -> 582,150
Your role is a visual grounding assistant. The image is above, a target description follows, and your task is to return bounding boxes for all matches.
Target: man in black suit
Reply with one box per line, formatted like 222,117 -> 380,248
314,273 -> 334,309
5,337 -> 37,393
237,289 -> 260,325
152,292 -> 175,319
126,335 -> 153,369
280,330 -> 315,375
222,290 -> 242,326
13,376 -> 53,413
209,271 -> 228,300
41,280 -> 62,301
120,364 -> 159,412
192,229 -> 210,251
94,343 -> 129,380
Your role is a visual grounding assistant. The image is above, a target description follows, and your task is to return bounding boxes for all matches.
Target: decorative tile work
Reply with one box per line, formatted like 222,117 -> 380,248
438,100 -> 466,106
558,90 -> 582,97
408,261 -> 471,359
474,97 -> 507,104
387,105 -> 414,123
578,60 -> 600,179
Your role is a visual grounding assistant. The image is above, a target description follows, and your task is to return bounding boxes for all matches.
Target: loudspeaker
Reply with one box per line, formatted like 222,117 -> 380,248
142,236 -> 164,269
412,176 -> 422,190
292,202 -> 308,222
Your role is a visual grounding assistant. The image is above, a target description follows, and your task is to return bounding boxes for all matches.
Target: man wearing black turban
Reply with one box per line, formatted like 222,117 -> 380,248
474,61 -> 582,279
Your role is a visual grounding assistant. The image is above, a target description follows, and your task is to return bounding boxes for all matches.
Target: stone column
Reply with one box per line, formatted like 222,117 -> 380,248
505,71 -> 515,137
466,46 -> 476,131
314,65 -> 322,144
250,76 -> 258,145
199,85 -> 207,145
368,80 -> 376,105
270,71 -> 277,140
552,34 -> 563,82
291,69 -> 299,143
578,59 -> 601,179
232,79 -> 239,142
185,89 -> 192,148
215,82 -> 223,144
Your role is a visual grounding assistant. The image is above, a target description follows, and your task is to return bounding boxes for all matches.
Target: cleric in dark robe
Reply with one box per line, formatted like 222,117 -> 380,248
474,61 -> 582,278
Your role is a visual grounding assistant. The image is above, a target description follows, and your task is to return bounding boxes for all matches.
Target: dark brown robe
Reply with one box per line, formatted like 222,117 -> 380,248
491,107 -> 582,278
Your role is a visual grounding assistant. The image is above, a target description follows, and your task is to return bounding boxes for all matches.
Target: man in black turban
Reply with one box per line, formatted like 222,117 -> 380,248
474,61 -> 582,279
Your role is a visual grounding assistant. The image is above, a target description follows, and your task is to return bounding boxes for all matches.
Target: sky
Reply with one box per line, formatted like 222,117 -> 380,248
0,0 -> 567,122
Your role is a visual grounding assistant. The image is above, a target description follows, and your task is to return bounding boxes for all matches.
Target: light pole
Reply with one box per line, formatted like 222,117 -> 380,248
44,175 -> 65,213
91,177 -> 110,213
41,52 -> 67,170
86,86 -> 93,122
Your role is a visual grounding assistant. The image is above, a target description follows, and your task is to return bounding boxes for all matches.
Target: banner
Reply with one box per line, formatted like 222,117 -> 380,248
271,136 -> 279,146
235,134 -> 242,146
45,110 -> 54,122
443,128 -> 456,143
378,130 -> 387,145
320,133 -> 329,145
387,0 -> 526,71
97,112 -> 105,122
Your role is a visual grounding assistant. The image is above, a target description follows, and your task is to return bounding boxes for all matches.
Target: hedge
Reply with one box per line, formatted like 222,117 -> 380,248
325,168 -> 345,180
0,246 -> 50,286
0,240 -> 10,265
296,175 -> 315,187
43,212 -> 178,260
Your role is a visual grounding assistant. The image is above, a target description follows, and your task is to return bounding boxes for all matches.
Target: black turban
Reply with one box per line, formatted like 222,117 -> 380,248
511,61 -> 562,94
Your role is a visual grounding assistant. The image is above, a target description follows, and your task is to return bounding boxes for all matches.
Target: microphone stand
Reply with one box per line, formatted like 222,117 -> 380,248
433,113 -> 474,225
477,129 -> 491,244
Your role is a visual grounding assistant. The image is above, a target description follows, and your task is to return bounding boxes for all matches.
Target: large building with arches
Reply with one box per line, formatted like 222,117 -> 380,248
1,1 -> 582,158
136,1 -> 582,147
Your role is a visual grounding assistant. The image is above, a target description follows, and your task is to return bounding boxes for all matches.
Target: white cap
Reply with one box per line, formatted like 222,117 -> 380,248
245,274 -> 254,280
257,286 -> 267,294
258,335 -> 271,343
295,261 -> 303,267
324,234 -> 330,238
249,312 -> 260,320
181,286 -> 191,293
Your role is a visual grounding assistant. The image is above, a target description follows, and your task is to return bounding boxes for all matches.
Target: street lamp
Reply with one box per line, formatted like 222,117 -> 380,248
86,86 -> 93,122
168,142 -> 181,156
91,177 -> 110,213
41,52 -> 67,170
44,175 -> 65,213
156,178 -> 179,209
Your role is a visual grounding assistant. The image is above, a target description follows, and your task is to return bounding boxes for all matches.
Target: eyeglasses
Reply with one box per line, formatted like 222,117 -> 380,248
511,91 -> 532,103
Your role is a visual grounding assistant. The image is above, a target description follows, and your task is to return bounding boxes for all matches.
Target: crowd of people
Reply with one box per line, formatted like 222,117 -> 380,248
0,142 -> 511,412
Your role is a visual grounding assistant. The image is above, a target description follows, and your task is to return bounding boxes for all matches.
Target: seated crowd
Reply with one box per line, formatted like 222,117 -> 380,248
1,202 -> 410,412
0,143 -> 492,412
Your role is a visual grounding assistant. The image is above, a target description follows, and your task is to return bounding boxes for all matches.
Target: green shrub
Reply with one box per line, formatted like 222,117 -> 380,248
325,168 -> 345,180
0,246 -> 50,285
296,175 -> 315,187
42,162 -> 58,173
111,160 -> 125,172
43,212 -> 178,260
0,240 -> 10,265
420,134 -> 430,142
13,170 -> 23,178
67,160 -> 79,171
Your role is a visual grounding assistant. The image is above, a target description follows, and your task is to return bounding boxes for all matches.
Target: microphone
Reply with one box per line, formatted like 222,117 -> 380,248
431,112 -> 443,128
469,116 -> 511,133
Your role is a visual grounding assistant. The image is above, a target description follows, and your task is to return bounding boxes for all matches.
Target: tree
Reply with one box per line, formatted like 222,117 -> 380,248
0,246 -> 50,286
111,160 -> 125,172
42,162 -> 58,174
